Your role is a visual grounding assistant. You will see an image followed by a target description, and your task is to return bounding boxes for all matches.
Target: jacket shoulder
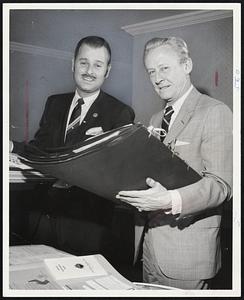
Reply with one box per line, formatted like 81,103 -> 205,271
100,91 -> 131,109
197,93 -> 232,117
47,92 -> 74,102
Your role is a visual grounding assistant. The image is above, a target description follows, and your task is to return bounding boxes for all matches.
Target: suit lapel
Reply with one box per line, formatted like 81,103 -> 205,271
60,93 -> 74,142
82,90 -> 104,126
164,88 -> 202,145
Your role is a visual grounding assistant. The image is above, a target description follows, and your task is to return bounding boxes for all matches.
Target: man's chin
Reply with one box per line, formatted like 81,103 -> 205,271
158,91 -> 172,102
77,86 -> 99,96
78,83 -> 95,91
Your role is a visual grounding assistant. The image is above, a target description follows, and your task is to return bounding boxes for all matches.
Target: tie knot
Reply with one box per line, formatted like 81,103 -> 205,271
77,98 -> 84,106
164,105 -> 174,116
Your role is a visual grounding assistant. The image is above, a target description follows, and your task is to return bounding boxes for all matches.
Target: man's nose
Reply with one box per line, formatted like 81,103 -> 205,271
155,71 -> 163,85
86,64 -> 93,75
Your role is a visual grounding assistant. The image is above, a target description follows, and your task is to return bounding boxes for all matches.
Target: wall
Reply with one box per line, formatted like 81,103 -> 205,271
10,10 -> 232,140
131,17 -> 233,125
9,9 -> 187,141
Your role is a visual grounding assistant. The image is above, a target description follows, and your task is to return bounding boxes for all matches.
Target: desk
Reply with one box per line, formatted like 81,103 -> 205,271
9,244 -> 136,290
10,169 -> 55,184
9,168 -> 135,268
9,244 -> 180,291
9,152 -> 56,183
9,168 -> 55,246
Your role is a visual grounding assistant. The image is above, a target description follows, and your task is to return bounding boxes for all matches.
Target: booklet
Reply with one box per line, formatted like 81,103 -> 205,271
44,255 -> 107,281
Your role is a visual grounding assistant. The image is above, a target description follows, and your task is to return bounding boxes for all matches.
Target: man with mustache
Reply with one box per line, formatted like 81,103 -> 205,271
12,35 -> 134,150
10,36 -> 135,259
117,37 -> 232,289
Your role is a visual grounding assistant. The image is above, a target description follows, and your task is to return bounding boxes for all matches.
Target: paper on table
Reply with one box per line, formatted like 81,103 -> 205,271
10,245 -> 71,267
59,274 -> 134,290
9,267 -> 61,290
44,255 -> 107,281
92,275 -> 134,290
9,153 -> 33,169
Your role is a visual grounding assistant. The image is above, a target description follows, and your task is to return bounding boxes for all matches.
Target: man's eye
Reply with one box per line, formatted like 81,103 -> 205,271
148,70 -> 155,76
95,64 -> 102,68
160,66 -> 169,71
80,61 -> 87,65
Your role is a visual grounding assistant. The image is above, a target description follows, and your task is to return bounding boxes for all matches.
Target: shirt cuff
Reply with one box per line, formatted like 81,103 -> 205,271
168,189 -> 182,215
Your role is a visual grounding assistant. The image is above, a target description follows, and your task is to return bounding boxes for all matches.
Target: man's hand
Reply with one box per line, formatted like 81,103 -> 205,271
116,177 -> 172,212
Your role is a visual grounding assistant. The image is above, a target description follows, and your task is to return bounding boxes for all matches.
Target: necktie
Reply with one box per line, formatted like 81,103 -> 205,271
160,105 -> 174,142
65,98 -> 84,144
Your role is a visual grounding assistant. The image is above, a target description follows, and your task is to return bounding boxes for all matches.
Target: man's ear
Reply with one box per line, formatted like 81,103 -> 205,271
105,64 -> 111,78
183,58 -> 193,75
72,58 -> 75,73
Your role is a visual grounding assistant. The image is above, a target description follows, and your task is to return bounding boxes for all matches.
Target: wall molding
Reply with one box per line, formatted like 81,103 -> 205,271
10,41 -> 73,60
121,10 -> 233,36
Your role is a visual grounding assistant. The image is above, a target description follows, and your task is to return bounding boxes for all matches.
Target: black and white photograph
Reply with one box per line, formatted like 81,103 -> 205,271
3,2 -> 241,297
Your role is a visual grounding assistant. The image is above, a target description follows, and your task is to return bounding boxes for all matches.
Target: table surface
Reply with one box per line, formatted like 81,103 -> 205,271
9,169 -> 55,183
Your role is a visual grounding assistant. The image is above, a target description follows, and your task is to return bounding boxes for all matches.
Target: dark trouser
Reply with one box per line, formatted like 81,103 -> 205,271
28,185 -> 134,265
29,186 -> 116,256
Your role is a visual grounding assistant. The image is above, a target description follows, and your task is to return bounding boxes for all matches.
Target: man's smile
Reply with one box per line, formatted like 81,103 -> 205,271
81,74 -> 96,82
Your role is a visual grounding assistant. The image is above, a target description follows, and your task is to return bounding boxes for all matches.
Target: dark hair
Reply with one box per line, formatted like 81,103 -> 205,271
74,36 -> 111,65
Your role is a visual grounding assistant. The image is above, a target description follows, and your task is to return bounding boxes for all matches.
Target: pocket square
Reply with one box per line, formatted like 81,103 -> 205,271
85,127 -> 103,136
175,140 -> 190,146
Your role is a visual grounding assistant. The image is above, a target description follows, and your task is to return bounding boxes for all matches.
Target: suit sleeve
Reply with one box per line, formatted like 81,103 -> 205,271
178,103 -> 233,218
28,97 -> 54,148
12,97 -> 53,153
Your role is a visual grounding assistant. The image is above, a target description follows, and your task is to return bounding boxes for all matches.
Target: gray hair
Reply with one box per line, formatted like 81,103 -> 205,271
143,37 -> 190,65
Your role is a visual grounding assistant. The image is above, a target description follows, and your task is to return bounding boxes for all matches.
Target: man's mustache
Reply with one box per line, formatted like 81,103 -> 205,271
81,73 -> 96,80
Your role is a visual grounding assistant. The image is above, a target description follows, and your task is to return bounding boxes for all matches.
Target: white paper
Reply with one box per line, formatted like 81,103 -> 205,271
94,275 -> 134,290
60,275 -> 134,290
10,245 -> 71,267
9,267 -> 61,290
9,153 -> 33,169
44,255 -> 107,280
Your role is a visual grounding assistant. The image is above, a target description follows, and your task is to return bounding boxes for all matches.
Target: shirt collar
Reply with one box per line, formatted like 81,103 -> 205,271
73,89 -> 100,105
166,84 -> 193,114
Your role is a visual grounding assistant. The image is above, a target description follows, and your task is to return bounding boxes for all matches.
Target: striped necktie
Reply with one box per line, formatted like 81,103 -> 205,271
160,105 -> 174,142
65,98 -> 84,143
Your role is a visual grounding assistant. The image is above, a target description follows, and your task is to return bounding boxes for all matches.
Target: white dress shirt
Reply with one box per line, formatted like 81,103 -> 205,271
166,84 -> 193,130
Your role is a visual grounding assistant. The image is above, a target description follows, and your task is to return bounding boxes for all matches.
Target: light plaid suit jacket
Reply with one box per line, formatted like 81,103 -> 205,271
135,87 -> 233,280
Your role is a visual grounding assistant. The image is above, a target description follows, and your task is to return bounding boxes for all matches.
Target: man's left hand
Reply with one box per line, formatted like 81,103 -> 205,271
116,177 -> 172,212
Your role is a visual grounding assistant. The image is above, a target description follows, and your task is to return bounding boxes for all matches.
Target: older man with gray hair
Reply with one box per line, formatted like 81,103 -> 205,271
117,37 -> 232,289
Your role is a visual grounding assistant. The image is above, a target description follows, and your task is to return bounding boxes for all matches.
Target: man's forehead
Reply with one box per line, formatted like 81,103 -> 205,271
78,44 -> 107,55
145,45 -> 179,65
76,44 -> 109,62
150,44 -> 178,57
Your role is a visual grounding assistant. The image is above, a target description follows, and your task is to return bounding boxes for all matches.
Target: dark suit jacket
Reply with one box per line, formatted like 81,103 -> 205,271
12,90 -> 135,253
18,90 -> 134,151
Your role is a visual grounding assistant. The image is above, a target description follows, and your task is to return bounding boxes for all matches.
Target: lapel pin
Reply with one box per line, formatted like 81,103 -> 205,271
93,113 -> 98,118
